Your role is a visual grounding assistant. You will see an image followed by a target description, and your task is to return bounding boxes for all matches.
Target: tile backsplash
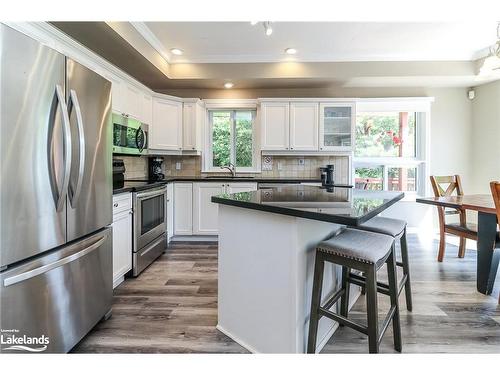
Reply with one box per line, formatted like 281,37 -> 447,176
120,154 -> 350,184
121,156 -> 148,179
259,156 -> 350,184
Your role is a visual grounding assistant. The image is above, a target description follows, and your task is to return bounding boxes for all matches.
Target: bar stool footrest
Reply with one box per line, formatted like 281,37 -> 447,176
347,272 -> 408,297
318,307 -> 368,335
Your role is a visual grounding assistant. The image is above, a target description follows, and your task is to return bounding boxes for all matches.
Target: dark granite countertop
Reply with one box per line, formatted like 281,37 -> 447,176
113,176 -> 323,194
211,185 -> 404,226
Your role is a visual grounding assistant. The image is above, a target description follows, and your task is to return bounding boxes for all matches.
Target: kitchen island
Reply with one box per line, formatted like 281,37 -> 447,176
212,185 -> 404,353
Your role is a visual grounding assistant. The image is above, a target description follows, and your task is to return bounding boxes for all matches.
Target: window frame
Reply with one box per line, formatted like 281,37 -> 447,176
204,109 -> 259,173
353,109 -> 429,198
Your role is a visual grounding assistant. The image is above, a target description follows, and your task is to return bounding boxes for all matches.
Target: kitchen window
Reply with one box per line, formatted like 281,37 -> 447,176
353,101 -> 430,197
205,109 -> 258,172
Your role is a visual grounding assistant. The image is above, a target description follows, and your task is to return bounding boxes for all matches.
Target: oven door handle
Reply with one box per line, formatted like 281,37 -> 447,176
136,187 -> 167,200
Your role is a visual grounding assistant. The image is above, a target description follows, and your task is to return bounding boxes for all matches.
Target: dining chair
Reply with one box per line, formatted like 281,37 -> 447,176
429,175 -> 477,262
489,181 -> 500,304
355,179 -> 368,190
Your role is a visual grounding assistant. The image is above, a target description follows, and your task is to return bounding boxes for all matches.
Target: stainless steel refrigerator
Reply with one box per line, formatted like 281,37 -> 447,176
0,24 -> 113,353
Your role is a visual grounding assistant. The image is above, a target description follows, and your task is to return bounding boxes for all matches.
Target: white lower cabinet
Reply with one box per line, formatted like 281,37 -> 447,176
174,183 -> 193,235
193,183 -> 225,235
172,182 -> 258,237
226,182 -> 258,194
167,183 -> 174,242
112,193 -> 132,289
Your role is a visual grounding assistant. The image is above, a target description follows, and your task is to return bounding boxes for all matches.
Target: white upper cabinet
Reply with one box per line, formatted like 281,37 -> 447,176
100,70 -> 152,124
103,72 -> 125,115
319,102 -> 355,151
261,102 -> 290,150
151,97 -> 183,151
141,93 -> 152,125
289,102 -> 319,151
124,84 -> 142,120
183,100 -> 204,151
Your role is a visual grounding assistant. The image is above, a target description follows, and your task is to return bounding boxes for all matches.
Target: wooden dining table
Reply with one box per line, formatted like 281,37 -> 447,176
416,194 -> 499,295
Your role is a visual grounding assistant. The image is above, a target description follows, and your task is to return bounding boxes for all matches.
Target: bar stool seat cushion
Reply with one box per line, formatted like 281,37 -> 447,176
359,216 -> 406,238
317,228 -> 394,266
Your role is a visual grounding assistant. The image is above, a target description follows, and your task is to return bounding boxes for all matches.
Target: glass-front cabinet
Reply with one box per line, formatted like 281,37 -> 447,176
319,102 -> 355,151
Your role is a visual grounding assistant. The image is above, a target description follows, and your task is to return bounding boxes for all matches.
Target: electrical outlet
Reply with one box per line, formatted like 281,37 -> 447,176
175,162 -> 181,170
298,158 -> 305,166
277,162 -> 283,171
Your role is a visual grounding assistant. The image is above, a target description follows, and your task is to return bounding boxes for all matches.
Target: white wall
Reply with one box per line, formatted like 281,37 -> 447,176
470,80 -> 500,194
382,88 -> 473,230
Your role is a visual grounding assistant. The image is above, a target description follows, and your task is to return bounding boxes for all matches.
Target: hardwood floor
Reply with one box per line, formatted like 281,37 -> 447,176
73,235 -> 500,354
73,243 -> 248,353
322,235 -> 500,353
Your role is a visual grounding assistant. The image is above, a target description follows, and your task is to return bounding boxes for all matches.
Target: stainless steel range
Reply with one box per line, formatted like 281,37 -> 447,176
126,182 -> 168,276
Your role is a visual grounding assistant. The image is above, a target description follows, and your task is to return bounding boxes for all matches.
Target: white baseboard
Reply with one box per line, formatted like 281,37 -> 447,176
112,275 -> 125,289
169,235 -> 218,243
216,324 -> 260,354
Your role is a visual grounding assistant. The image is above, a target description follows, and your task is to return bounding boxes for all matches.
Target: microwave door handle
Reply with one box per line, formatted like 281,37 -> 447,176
67,89 -> 85,207
48,85 -> 71,212
135,127 -> 145,152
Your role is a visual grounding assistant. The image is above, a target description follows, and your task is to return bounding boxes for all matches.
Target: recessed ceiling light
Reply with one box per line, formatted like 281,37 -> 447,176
224,82 -> 234,89
263,22 -> 273,36
170,48 -> 183,56
285,48 -> 297,55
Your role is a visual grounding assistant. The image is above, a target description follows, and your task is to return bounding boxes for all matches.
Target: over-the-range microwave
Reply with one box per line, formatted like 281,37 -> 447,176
112,112 -> 148,155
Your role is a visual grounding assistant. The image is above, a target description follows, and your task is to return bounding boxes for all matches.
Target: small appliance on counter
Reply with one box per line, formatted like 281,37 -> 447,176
320,164 -> 335,186
148,156 -> 165,181
113,159 -> 126,189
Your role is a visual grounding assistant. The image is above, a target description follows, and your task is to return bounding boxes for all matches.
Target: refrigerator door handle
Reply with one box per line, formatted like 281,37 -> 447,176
48,84 -> 72,212
3,234 -> 107,287
68,89 -> 85,207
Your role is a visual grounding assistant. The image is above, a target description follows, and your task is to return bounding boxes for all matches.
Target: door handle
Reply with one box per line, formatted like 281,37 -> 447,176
136,187 -> 167,199
68,89 -> 85,208
48,85 -> 71,212
3,235 -> 107,287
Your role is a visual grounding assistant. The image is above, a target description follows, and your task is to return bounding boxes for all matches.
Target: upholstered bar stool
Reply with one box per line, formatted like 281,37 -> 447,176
358,216 -> 412,311
307,228 -> 402,354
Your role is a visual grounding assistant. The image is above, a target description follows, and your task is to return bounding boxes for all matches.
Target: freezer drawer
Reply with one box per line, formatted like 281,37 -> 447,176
0,227 -> 112,353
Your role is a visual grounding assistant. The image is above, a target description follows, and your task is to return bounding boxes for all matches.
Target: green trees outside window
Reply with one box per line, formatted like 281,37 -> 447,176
211,110 -> 254,169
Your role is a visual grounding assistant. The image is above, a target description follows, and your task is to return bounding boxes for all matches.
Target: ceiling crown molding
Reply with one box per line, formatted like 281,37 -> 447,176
130,22 -> 172,63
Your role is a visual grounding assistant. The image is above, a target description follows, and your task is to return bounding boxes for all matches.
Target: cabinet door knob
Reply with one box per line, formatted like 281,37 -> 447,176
113,203 -> 118,207
192,147 -> 195,150
290,147 -> 294,150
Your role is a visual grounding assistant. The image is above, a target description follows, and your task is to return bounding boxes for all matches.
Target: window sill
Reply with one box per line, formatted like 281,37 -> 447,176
201,170 -> 262,174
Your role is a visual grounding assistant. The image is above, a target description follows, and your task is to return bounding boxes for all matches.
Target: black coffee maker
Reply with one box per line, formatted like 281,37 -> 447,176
148,157 -> 165,181
113,159 -> 125,189
320,164 -> 335,187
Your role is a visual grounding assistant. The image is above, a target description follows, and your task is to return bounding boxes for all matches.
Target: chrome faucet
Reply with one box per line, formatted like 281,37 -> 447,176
220,163 -> 236,177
